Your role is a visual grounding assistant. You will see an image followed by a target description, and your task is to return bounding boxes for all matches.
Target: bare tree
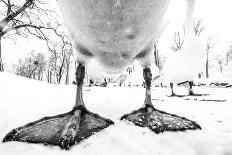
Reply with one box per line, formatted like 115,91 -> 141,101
46,30 -> 73,84
14,51 -> 46,79
171,29 -> 185,52
215,54 -> 224,73
0,0 -> 59,71
193,18 -> 205,37
205,36 -> 217,78
171,18 -> 204,52
225,44 -> 232,65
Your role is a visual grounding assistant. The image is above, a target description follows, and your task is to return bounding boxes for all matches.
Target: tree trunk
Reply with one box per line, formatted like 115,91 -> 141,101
49,70 -> 52,83
65,62 -> 69,85
206,59 -> 209,78
198,73 -> 202,79
0,36 -> 3,72
47,69 -> 50,83
220,66 -> 223,73
57,57 -> 65,84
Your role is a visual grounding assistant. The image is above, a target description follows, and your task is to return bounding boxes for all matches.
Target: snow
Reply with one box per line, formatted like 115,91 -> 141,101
216,63 -> 232,82
0,72 -> 232,155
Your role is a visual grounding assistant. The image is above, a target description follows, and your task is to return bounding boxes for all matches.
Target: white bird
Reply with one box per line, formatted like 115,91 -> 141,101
162,0 -> 206,97
3,0 -> 201,149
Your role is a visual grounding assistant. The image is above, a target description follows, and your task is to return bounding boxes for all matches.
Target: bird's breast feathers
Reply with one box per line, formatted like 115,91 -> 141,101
58,0 -> 171,73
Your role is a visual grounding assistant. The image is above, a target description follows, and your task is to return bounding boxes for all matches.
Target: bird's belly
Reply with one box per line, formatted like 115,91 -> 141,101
59,0 -> 171,74
96,51 -> 133,74
59,0 -> 171,51
163,57 -> 204,83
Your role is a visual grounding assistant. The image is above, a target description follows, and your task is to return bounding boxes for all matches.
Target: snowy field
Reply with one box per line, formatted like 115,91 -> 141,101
0,72 -> 232,155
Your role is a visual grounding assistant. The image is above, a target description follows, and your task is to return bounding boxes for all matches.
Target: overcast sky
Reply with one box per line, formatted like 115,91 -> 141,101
2,0 -> 232,69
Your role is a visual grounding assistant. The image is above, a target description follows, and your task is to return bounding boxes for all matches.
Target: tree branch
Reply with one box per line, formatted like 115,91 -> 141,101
0,0 -> 35,29
0,23 -> 56,36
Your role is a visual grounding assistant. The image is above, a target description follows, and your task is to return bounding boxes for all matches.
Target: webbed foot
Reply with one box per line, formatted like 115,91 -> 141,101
167,93 -> 186,98
188,91 -> 209,96
121,104 -> 201,133
3,105 -> 113,150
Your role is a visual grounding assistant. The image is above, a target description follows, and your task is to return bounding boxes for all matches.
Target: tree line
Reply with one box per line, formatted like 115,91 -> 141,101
1,1 -> 232,84
0,0 -> 74,84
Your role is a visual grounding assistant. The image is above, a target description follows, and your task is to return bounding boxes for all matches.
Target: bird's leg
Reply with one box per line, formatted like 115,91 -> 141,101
74,64 -> 85,107
170,83 -> 175,96
188,81 -> 209,96
144,68 -> 152,106
3,64 -> 113,150
188,81 -> 195,95
121,67 -> 201,133
74,64 -> 88,108
169,83 -> 177,96
167,83 -> 185,97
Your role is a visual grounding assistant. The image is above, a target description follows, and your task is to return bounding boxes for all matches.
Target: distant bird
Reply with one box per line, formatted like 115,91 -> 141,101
162,0 -> 206,97
3,0 -> 201,150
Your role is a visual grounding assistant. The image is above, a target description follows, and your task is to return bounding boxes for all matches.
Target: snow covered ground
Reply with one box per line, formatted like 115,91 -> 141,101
0,72 -> 232,155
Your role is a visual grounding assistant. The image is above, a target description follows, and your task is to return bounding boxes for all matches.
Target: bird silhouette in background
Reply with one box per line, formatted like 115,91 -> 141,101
162,0 -> 207,97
